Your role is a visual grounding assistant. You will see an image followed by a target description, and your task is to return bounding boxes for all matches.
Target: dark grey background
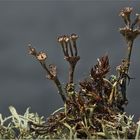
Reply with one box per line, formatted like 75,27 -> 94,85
0,0 -> 140,121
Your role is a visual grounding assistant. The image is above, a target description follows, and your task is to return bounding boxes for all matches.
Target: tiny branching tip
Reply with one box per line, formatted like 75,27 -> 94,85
28,44 -> 37,56
70,33 -> 79,40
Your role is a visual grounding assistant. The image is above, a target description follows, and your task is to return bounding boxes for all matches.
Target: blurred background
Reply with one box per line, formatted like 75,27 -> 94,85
0,0 -> 140,121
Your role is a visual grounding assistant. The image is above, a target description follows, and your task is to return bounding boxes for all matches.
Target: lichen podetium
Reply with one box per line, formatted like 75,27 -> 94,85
0,7 -> 140,139
27,7 -> 140,139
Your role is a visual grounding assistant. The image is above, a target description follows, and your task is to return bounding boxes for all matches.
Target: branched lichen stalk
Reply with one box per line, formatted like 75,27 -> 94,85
58,34 -> 80,84
25,7 -> 140,139
119,7 -> 140,104
39,62 -> 66,102
28,45 -> 66,102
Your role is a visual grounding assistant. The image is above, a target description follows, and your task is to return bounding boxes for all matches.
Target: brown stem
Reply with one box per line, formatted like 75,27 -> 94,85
68,41 -> 74,56
72,40 -> 78,56
54,77 -> 66,102
39,61 -> 51,76
61,42 -> 67,56
121,40 -> 133,104
39,61 -> 66,102
126,40 -> 133,72
69,63 -> 75,84
64,42 -> 69,57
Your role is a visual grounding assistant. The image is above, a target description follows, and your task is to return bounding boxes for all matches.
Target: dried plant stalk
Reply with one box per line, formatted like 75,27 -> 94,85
28,44 -> 66,102
58,34 -> 80,84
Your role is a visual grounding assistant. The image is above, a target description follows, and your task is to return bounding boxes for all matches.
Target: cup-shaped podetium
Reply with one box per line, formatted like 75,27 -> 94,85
70,33 -> 79,41
57,36 -> 64,44
119,27 -> 140,41
119,7 -> 133,17
36,51 -> 47,62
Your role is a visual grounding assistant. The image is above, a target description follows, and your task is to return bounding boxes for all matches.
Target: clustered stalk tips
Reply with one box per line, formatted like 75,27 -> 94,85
119,7 -> 140,42
119,7 -> 133,27
58,34 -> 80,84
